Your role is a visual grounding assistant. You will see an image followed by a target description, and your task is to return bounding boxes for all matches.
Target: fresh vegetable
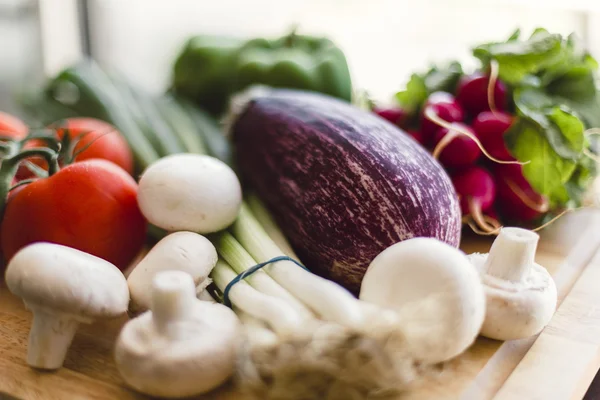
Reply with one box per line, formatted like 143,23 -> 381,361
228,88 -> 461,293
395,61 -> 464,115
18,118 -> 134,179
420,91 -> 465,142
135,149 -> 482,399
138,154 -> 311,318
1,159 -> 147,270
172,30 -> 353,115
372,106 -> 408,126
390,28 -> 600,227
21,60 -> 231,175
359,238 -> 485,363
432,123 -> 481,167
468,227 -> 557,340
451,167 -> 497,234
405,128 -> 426,145
211,256 -> 416,400
126,231 -> 218,314
115,270 -> 240,398
472,111 -> 514,161
0,111 -> 28,139
5,242 -> 129,370
456,72 -> 508,116
50,118 -> 134,174
494,164 -> 548,222
42,60 -> 160,169
137,154 -> 242,234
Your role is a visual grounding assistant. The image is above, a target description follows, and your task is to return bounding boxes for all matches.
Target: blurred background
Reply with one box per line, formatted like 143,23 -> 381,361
2,0 -> 600,115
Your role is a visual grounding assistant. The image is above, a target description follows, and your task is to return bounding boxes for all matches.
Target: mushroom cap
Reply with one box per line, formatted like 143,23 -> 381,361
5,242 -> 129,320
115,300 -> 240,398
137,154 -> 242,234
469,253 -> 557,340
359,237 -> 485,364
127,231 -> 218,313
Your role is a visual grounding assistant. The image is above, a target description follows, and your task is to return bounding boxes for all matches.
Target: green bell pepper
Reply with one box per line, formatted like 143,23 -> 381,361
172,31 -> 353,115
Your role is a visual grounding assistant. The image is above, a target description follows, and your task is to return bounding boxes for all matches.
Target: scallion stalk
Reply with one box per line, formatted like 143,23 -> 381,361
211,231 -> 313,319
230,203 -> 366,329
211,259 -> 304,335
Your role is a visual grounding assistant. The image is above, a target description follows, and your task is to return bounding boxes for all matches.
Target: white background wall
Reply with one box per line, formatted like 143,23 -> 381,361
85,0 -> 595,103
2,0 -> 600,112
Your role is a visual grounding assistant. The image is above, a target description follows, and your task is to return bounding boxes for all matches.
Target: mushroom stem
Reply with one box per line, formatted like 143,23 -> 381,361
484,227 -> 539,282
27,307 -> 80,370
151,271 -> 196,339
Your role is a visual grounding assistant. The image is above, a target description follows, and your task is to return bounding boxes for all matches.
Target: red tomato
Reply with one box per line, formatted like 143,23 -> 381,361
0,111 -> 28,139
52,118 -> 134,174
1,159 -> 146,270
18,118 -> 133,180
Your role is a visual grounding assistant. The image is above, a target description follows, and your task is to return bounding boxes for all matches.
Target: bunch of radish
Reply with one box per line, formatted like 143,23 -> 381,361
373,72 -> 548,232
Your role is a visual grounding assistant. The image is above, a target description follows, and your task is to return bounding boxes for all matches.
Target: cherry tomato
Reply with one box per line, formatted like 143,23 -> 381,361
18,118 -> 133,180
1,159 -> 147,270
0,111 -> 28,139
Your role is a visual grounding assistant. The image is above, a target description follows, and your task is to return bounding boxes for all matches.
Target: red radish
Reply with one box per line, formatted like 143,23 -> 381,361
472,111 -> 514,161
432,123 -> 481,168
494,164 -> 548,222
452,167 -> 497,234
373,106 -> 407,127
456,72 -> 507,116
420,92 -> 465,143
405,129 -> 425,146
485,207 -> 500,222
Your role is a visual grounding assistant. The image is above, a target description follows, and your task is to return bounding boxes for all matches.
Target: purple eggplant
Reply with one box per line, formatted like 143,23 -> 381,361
230,89 -> 461,293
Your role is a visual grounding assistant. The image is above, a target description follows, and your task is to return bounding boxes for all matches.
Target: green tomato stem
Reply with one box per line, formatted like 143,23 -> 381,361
0,146 -> 60,221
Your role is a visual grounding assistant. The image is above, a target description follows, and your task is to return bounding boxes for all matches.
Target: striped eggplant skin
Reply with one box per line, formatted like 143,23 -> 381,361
231,89 -> 461,294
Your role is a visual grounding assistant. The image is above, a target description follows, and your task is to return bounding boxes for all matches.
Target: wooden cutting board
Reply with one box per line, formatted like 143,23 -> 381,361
2,211 -> 600,400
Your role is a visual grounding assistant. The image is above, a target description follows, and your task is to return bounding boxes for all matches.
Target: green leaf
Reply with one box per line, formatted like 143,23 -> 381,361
565,154 -> 598,207
395,73 -> 428,113
505,119 -> 576,204
507,29 -> 521,42
423,61 -> 463,94
547,107 -> 585,153
473,31 -> 563,84
544,66 -> 600,128
395,62 -> 464,115
514,88 -> 585,160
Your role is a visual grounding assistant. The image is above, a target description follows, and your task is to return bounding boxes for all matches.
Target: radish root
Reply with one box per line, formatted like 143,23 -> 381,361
425,107 -> 526,166
236,320 -> 426,400
463,197 -> 501,235
487,59 -> 499,115
432,129 -> 459,159
504,177 -> 549,213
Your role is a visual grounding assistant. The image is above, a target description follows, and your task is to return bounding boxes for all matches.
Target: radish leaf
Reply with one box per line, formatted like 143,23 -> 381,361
506,119 -> 575,205
395,74 -> 427,113
514,88 -> 584,160
473,30 -> 563,84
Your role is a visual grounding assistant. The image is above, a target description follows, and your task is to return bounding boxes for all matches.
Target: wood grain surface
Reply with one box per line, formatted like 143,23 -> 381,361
1,212 -> 600,400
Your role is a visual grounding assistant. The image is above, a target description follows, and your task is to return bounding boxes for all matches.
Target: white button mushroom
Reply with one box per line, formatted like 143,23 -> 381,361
115,270 -> 241,398
359,237 -> 486,364
126,231 -> 218,314
468,227 -> 557,341
137,154 -> 242,234
5,242 -> 129,370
